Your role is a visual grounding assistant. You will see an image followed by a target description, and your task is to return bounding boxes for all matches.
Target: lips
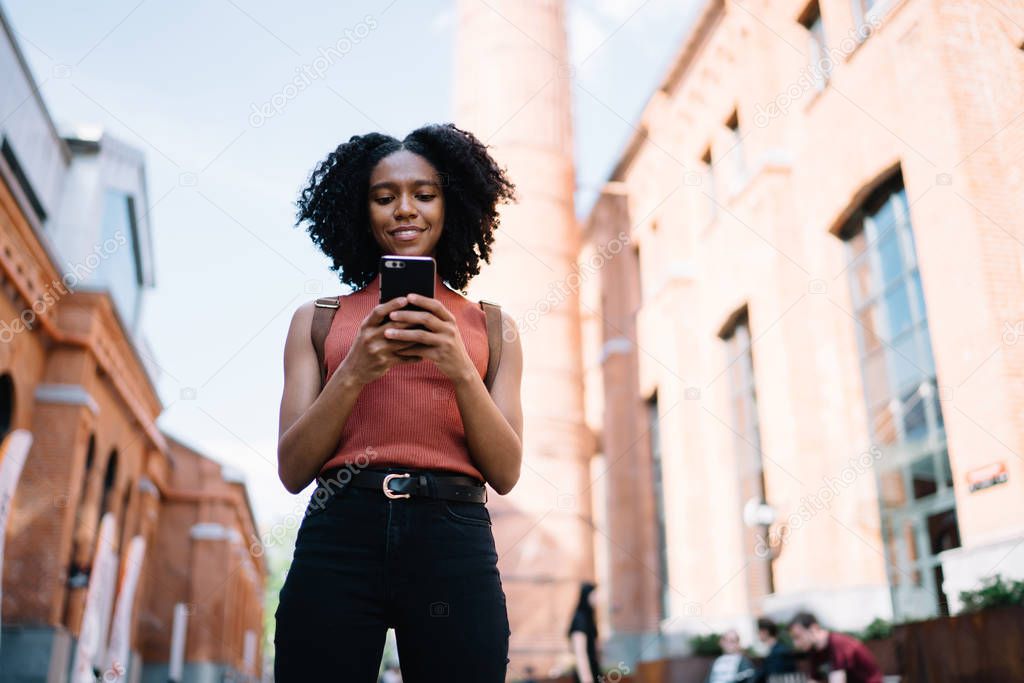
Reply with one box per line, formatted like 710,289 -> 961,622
389,225 -> 427,240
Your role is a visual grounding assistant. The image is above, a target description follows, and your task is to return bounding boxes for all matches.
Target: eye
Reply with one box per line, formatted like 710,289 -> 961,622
417,194 -> 436,201
374,196 -> 393,205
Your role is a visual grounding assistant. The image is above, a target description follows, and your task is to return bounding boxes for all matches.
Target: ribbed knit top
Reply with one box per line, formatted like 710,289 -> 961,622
318,270 -> 490,481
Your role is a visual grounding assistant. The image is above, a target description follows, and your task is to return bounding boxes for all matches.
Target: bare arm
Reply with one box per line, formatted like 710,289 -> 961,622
277,296 -> 417,494
452,308 -> 522,495
571,631 -> 595,683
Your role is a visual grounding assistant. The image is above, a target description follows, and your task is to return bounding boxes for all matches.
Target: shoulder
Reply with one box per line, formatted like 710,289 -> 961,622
830,632 -> 864,654
290,299 -> 318,329
499,309 -> 519,345
293,295 -> 341,318
475,299 -> 519,341
287,296 -> 341,338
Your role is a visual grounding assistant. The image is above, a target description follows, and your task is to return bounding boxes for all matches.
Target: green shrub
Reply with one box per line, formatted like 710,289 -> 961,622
860,617 -> 893,641
689,632 -> 723,657
958,574 -> 1024,613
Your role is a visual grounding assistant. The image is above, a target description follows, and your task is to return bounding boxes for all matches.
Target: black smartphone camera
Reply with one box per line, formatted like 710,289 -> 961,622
379,255 -> 436,329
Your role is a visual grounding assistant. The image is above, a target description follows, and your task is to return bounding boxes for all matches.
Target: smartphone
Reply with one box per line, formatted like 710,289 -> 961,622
379,255 -> 436,327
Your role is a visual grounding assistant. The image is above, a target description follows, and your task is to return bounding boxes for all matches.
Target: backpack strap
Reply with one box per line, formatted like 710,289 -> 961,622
311,296 -> 340,392
479,299 -> 503,392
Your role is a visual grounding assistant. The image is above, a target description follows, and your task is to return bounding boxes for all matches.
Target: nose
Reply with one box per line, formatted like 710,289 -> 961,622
394,192 -> 416,219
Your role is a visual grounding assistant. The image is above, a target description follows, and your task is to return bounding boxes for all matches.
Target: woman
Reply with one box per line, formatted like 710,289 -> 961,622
567,581 -> 602,683
274,123 -> 523,682
705,630 -> 756,683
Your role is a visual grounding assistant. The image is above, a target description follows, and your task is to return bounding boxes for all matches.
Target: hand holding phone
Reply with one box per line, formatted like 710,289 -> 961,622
379,255 -> 436,329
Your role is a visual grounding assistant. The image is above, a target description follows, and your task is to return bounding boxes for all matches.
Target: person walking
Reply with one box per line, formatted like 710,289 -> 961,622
274,123 -> 523,682
567,582 -> 602,683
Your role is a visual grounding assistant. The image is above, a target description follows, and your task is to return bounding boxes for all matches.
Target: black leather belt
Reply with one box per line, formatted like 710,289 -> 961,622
316,466 -> 488,504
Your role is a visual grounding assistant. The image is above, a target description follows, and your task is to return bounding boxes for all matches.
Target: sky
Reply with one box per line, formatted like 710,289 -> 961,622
4,0 -> 702,528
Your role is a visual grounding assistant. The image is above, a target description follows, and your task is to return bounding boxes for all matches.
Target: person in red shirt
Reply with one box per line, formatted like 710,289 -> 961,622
787,612 -> 883,683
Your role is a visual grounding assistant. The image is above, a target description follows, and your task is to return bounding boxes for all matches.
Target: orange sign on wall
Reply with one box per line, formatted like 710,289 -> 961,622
966,462 -> 1008,493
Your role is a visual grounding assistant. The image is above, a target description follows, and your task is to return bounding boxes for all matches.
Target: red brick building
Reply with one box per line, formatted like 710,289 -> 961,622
581,0 -> 1024,668
0,6 -> 266,681
136,436 -> 265,682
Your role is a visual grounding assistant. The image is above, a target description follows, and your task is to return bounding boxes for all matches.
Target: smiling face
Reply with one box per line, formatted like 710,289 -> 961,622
368,149 -> 445,258
720,630 -> 742,654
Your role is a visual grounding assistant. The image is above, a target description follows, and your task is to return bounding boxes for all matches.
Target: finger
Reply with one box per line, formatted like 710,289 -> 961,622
386,309 -> 445,332
389,339 -> 421,352
369,297 -> 408,325
406,293 -> 454,323
384,327 -> 440,346
394,343 -> 429,358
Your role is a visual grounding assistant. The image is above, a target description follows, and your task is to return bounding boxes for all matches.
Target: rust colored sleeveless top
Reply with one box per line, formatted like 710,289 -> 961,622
318,270 -> 490,481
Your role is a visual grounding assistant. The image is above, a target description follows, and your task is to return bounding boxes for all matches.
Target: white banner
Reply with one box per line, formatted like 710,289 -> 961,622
104,535 -> 146,681
169,603 -> 188,682
70,512 -> 119,683
0,429 -> 32,652
243,629 -> 257,674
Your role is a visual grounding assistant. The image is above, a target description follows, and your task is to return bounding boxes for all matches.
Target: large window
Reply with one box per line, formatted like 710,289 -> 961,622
632,241 -> 643,311
97,189 -> 144,331
702,146 -> 717,223
646,391 -> 671,620
800,1 -> 830,90
725,110 -> 746,191
722,308 -> 775,606
0,374 -> 13,443
852,0 -> 882,35
1,136 -> 47,222
840,172 -> 959,618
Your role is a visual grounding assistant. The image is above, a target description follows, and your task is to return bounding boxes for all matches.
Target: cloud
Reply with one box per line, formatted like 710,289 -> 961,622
568,0 -> 698,68
430,5 -> 456,34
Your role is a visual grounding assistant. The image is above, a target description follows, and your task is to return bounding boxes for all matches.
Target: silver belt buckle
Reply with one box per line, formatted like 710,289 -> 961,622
382,472 -> 412,499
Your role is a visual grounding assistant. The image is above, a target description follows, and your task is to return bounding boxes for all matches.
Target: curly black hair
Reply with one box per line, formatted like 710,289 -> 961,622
294,123 -> 517,293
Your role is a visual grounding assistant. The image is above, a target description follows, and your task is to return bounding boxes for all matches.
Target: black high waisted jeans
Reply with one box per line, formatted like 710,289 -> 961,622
273,467 -> 511,682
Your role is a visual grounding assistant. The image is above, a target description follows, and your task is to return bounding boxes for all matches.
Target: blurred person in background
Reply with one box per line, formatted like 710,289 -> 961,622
755,617 -> 797,683
787,612 -> 882,683
567,581 -> 602,683
705,629 -> 756,683
380,662 -> 402,683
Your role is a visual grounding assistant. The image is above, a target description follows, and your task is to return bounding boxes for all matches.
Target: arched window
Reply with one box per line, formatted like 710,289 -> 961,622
63,435 -> 97,611
0,373 -> 14,442
100,450 -> 118,518
720,307 -> 775,604
118,484 -> 133,552
839,169 -> 960,619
